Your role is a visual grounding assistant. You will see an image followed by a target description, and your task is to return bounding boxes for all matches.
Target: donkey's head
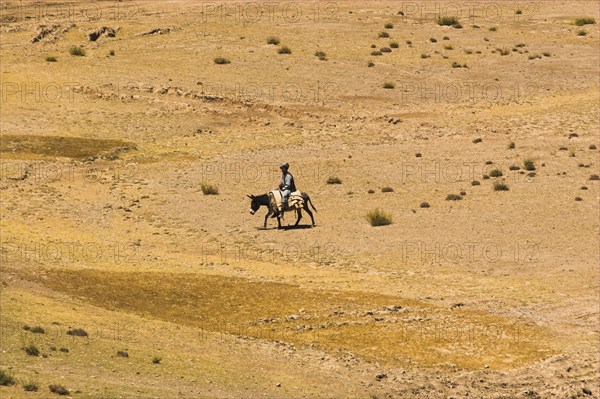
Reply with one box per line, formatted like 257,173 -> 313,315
247,194 -> 260,215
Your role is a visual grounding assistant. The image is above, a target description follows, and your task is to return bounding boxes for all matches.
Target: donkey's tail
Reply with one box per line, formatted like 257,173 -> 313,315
307,196 -> 317,212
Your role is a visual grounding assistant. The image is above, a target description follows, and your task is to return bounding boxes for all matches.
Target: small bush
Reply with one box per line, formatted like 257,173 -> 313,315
453,23 -> 462,29
443,36 -> 450,40
523,159 -> 536,171
30,326 -> 45,334
444,45 -> 453,50
471,180 -> 480,186
589,144 -> 597,150
380,47 -> 392,53
420,202 -> 430,208
446,194 -> 462,201
23,344 -> 40,356
371,50 -> 383,56
0,369 -> 15,386
430,37 -> 437,43
49,384 -> 70,395
421,53 -> 430,59
516,43 -> 526,47
575,196 -> 583,201
68,46 -> 86,56
489,26 -> 498,31
406,40 -> 412,45
117,350 -> 129,357
494,182 -> 509,191
528,54 -> 542,60
499,48 -> 510,56
366,209 -> 393,226
315,50 -> 327,60
482,174 -> 490,179
384,23 -> 394,29
437,16 -> 459,26
109,50 -> 115,56
326,177 -> 342,184
472,137 -> 482,143
59,347 -> 69,353
382,82 -> 395,89
46,56 -> 57,62
577,30 -> 587,36
381,187 -> 394,193
367,189 -> 375,194
278,46 -> 292,54
489,169 -> 503,177
575,17 -> 596,26
543,52 -> 551,57
589,174 -> 599,181
390,41 -> 399,48
152,356 -> 162,364
367,61 -> 375,67
23,380 -> 38,392
378,31 -> 390,38
464,49 -> 473,54
200,183 -> 219,195
485,160 -> 493,165
213,57 -> 230,64
267,36 -> 280,45
451,61 -> 462,68
516,9 -> 523,15
508,141 -> 516,149
509,165 -> 520,171
66,328 -> 88,337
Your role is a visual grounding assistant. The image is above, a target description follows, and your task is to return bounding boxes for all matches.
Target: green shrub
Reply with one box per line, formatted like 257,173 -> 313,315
366,209 -> 393,226
382,82 -> 395,89
23,344 -> 39,356
278,46 -> 292,54
489,169 -> 503,177
523,159 -> 536,171
68,46 -> 86,56
213,57 -> 230,64
494,182 -> 509,191
0,369 -> 15,386
437,16 -> 459,26
49,384 -> 69,395
200,183 -> 219,195
45,56 -> 57,62
267,36 -> 280,45
575,17 -> 595,26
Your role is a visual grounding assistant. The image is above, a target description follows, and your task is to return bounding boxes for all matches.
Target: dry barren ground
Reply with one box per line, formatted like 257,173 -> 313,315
0,1 -> 599,398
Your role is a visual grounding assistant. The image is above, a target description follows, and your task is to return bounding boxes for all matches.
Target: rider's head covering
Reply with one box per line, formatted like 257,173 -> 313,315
280,162 -> 289,169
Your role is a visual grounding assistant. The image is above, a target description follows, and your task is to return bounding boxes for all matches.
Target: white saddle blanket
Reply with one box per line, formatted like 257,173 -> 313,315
270,190 -> 304,210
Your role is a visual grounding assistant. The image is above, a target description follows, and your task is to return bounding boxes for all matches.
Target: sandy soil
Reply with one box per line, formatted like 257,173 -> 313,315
1,1 -> 599,398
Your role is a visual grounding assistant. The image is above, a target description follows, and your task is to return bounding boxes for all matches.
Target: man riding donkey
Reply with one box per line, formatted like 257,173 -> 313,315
273,162 -> 295,219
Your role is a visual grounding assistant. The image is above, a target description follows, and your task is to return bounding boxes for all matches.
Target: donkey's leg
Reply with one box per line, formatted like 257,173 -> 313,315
304,207 -> 315,226
295,209 -> 302,226
277,216 -> 282,229
264,209 -> 272,228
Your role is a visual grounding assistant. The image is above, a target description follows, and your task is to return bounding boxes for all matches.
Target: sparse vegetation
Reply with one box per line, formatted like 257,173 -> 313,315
367,189 -> 375,194
109,50 -> 115,56
30,326 -> 45,334
489,169 -> 503,177
590,144 -> 597,150
213,57 -> 230,64
49,384 -> 70,395
382,82 -> 395,89
528,54 -> 542,60
66,328 -> 88,336
489,26 -> 498,31
443,36 -> 450,40
437,16 -> 459,26
589,174 -> 600,181
68,46 -> 86,56
23,344 -> 40,356
499,48 -> 510,56
516,9 -> 523,15
509,165 -> 520,171
575,196 -> 583,201
543,52 -> 551,57
464,49 -> 473,54
384,23 -> 393,29
381,187 -> 394,193
366,208 -> 393,226
367,61 -> 375,67
267,36 -> 280,45
315,50 -> 327,60
200,183 -> 219,195
577,30 -> 587,36
444,45 -> 453,50
430,37 -> 437,43
380,47 -> 391,53
453,23 -> 463,29
471,180 -> 480,186
421,53 -> 430,59
472,137 -> 482,143
278,46 -> 292,54
420,202 -> 430,208
117,350 -> 129,357
0,369 -> 15,386
378,31 -> 390,38
494,182 -> 509,191
326,177 -> 342,184
523,159 -> 536,171
23,380 -> 39,392
371,51 -> 383,56
446,194 -> 462,201
406,40 -> 412,45
152,356 -> 162,364
45,56 -> 57,62
575,17 -> 596,26
390,41 -> 399,48
508,142 -> 516,149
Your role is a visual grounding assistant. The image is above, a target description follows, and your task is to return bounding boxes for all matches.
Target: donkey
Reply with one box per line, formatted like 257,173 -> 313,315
248,192 -> 317,229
